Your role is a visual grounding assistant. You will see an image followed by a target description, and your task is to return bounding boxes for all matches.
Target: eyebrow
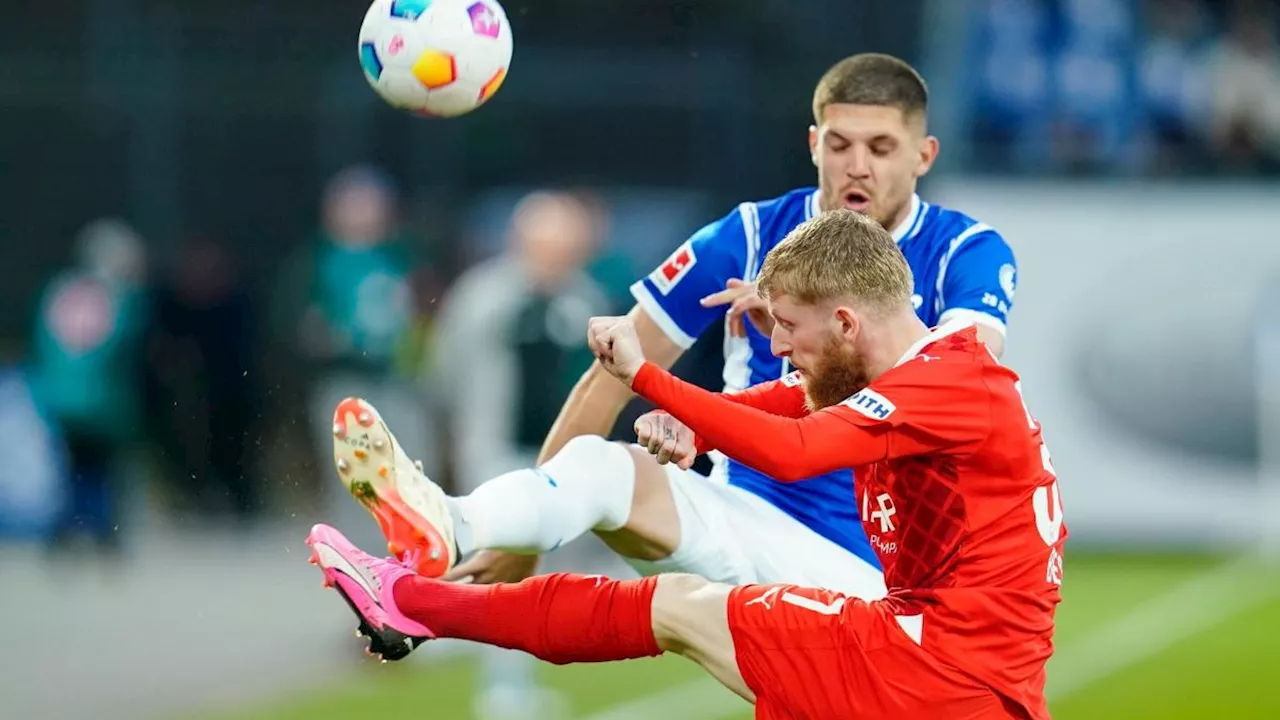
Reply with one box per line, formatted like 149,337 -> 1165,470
826,130 -> 898,146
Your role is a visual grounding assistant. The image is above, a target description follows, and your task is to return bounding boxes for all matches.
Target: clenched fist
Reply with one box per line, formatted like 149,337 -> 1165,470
587,316 -> 646,385
634,410 -> 698,470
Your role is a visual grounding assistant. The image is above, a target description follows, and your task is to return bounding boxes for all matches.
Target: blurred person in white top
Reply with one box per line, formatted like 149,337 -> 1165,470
430,189 -> 612,720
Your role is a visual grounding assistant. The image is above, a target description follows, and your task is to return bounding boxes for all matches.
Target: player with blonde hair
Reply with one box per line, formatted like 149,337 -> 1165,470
309,209 -> 1063,719
325,54 -> 1021,618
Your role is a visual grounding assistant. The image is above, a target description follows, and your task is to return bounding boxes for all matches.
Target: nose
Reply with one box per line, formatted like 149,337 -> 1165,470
770,327 -> 791,359
847,145 -> 872,179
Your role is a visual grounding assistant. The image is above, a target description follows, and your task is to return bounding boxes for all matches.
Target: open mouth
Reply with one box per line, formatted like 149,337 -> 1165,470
843,190 -> 871,212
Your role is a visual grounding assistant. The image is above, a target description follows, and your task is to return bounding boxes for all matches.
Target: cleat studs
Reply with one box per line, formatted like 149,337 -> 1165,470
414,460 -> 424,473
332,423 -> 343,437
373,439 -> 386,451
351,481 -> 376,506
358,411 -> 372,426
377,465 -> 389,479
355,628 -> 363,638
429,548 -> 441,561
353,448 -> 368,461
337,458 -> 349,472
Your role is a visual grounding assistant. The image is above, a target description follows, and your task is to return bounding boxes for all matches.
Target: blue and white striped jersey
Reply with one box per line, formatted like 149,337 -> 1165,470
630,187 -> 1017,567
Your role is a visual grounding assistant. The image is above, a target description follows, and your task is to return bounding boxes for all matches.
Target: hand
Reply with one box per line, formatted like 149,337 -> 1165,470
700,279 -> 774,338
442,549 -> 540,584
587,316 -> 646,385
634,411 -> 698,470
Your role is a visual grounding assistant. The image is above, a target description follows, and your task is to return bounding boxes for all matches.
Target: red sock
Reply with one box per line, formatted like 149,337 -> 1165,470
392,573 -> 662,664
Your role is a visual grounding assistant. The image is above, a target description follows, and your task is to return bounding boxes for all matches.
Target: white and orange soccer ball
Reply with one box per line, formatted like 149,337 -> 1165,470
358,0 -> 512,117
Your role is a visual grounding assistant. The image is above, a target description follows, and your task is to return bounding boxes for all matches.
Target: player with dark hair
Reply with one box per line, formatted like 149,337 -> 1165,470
328,52 -> 1019,615
309,209 -> 1063,719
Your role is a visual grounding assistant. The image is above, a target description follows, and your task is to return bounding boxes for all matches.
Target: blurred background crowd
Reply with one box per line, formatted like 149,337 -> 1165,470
968,0 -> 1280,175
3,0 -> 1277,548
1,1 -> 1278,719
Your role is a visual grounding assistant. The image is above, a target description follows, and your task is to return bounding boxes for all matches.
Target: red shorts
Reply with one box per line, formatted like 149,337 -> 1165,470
728,585 -> 1024,720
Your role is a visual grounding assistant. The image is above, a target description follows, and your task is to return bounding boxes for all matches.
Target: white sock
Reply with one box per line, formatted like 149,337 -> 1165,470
451,435 -> 636,555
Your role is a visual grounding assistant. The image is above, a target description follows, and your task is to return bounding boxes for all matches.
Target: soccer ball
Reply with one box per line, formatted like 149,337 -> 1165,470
358,0 -> 513,117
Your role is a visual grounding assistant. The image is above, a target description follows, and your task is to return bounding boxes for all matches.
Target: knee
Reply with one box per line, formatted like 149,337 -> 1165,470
544,435 -> 652,496
546,435 -> 631,481
650,573 -> 731,654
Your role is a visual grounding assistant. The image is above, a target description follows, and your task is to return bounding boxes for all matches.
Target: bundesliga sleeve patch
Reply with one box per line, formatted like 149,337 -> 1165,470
650,242 -> 697,295
840,388 -> 897,421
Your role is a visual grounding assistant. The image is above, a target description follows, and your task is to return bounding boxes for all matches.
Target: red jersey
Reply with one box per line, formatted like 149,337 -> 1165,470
631,322 -> 1065,719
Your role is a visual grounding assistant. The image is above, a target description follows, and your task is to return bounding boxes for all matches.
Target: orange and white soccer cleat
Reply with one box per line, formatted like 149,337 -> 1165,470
331,397 -> 456,577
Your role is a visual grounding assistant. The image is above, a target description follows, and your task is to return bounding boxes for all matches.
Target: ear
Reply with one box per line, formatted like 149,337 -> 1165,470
808,125 -> 819,166
833,305 -> 860,342
916,135 -> 940,178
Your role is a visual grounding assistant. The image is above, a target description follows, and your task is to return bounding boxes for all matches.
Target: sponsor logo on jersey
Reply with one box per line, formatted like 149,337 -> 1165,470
650,242 -> 696,295
862,489 -> 898,533
841,388 -> 897,421
781,370 -> 803,387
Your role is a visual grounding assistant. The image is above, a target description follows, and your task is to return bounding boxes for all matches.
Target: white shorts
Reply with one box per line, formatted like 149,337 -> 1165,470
626,461 -> 888,601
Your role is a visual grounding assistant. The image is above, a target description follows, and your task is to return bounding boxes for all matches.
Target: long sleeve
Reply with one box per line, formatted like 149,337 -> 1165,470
631,363 -> 892,481
686,372 -> 810,454
630,350 -> 993,483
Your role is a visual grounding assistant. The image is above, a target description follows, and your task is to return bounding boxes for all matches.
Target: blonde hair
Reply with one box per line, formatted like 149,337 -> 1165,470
756,210 -> 914,314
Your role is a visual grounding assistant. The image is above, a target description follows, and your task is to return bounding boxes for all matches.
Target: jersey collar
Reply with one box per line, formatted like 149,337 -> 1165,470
810,190 -> 923,243
889,194 -> 924,244
893,318 -> 975,368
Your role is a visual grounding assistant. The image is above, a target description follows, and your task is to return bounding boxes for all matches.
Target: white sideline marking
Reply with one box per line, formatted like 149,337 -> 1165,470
578,677 -> 741,720
1046,552 -> 1279,701
580,554 -> 1280,718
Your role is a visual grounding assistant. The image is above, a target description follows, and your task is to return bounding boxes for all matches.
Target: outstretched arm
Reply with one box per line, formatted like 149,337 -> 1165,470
684,373 -> 810,454
630,363 -> 888,481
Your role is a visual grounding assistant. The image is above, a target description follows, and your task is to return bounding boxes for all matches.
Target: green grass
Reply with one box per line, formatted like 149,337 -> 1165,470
193,553 -> 1280,720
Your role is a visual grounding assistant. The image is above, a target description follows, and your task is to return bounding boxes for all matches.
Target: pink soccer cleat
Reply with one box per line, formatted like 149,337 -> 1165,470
306,523 -> 433,661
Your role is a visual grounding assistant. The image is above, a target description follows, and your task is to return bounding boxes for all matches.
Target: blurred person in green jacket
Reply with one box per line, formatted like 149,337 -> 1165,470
31,218 -> 150,555
273,165 -> 441,551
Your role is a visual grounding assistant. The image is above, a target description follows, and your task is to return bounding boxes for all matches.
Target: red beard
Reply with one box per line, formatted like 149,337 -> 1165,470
801,333 -> 872,411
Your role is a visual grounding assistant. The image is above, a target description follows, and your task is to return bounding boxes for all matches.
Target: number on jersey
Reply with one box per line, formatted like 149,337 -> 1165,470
1014,380 -> 1065,586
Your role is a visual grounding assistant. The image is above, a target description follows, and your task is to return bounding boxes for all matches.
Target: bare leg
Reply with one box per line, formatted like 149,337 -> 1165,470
650,574 -> 754,702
